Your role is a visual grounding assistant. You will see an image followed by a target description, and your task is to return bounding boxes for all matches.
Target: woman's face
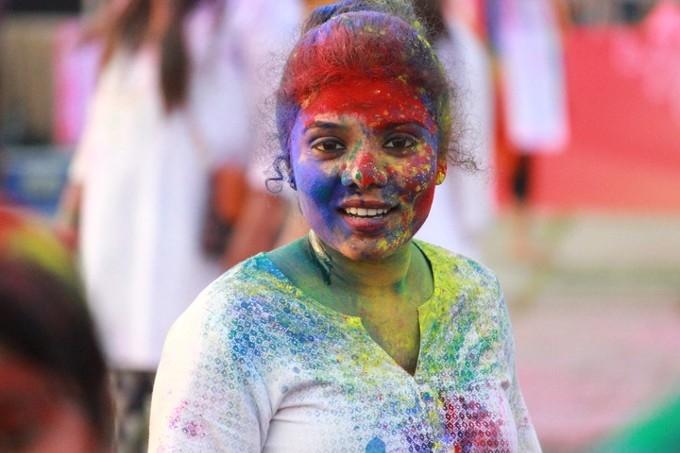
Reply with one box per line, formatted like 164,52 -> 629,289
290,78 -> 446,261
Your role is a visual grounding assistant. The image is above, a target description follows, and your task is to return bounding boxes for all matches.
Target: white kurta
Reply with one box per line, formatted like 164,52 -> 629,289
498,0 -> 569,152
149,242 -> 541,452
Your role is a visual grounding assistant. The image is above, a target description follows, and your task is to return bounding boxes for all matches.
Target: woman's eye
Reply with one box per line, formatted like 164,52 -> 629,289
311,139 -> 345,153
384,135 -> 417,150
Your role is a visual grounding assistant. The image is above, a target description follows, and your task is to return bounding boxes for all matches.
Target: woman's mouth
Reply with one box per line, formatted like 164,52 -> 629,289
341,207 -> 391,218
337,203 -> 397,234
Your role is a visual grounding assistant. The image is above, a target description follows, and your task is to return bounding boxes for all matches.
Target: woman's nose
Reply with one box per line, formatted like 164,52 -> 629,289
341,150 -> 388,189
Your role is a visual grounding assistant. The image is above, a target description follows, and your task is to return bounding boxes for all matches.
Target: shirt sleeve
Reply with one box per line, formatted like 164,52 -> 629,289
148,293 -> 272,452
497,291 -> 543,452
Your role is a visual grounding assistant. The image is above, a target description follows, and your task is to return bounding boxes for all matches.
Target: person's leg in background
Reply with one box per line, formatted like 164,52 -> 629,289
510,152 -> 537,260
110,370 -> 155,453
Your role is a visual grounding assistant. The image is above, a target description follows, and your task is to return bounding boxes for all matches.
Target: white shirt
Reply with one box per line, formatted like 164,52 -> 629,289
149,243 -> 541,452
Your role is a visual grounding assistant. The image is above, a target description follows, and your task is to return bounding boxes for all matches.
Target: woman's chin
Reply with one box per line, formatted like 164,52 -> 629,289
335,237 -> 409,262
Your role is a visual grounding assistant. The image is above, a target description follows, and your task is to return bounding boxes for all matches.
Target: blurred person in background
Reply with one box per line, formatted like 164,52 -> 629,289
489,0 -> 569,260
55,0 -> 297,450
0,0 -> 5,154
413,0 -> 495,259
0,207 -> 111,452
0,155 -> 5,206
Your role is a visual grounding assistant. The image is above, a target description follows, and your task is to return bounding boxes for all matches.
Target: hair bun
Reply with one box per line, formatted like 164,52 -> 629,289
303,0 -> 421,34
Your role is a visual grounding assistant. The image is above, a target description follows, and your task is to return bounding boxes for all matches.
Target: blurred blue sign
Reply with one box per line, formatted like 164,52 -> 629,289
1,146 -> 72,215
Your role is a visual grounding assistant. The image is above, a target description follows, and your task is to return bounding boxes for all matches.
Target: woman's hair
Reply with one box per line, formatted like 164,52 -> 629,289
270,0 -> 469,191
96,0 -> 214,112
412,0 -> 448,43
0,209 -> 111,446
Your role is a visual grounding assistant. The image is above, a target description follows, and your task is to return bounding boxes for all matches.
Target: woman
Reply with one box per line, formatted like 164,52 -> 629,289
57,0 -> 293,448
0,207 -> 111,452
149,1 -> 540,451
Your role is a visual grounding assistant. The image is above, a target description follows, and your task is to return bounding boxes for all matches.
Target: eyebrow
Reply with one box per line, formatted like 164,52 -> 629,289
303,120 -> 427,134
373,121 -> 427,132
303,121 -> 346,133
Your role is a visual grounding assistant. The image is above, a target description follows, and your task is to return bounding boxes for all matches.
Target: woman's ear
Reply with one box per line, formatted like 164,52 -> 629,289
435,157 -> 447,185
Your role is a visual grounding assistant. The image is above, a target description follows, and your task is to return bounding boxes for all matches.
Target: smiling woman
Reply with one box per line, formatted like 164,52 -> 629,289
290,77 -> 441,262
148,1 -> 541,452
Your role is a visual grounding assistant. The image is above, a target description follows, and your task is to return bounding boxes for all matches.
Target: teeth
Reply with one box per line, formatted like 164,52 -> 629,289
343,207 -> 389,217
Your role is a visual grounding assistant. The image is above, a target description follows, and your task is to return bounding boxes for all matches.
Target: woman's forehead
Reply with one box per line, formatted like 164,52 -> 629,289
300,78 -> 438,133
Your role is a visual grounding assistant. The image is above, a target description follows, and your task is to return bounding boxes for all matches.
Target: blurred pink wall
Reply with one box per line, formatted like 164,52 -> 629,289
533,2 -> 680,212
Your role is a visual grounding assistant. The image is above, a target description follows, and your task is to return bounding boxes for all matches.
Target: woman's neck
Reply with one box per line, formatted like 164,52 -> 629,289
308,232 -> 415,297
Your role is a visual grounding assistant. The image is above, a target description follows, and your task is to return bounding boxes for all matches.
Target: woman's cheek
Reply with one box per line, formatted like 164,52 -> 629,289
390,154 -> 436,200
412,183 -> 436,227
296,161 -> 340,228
389,151 -> 437,231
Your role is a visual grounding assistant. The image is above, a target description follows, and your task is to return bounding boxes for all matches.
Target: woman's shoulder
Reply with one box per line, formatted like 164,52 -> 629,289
163,253 -> 333,376
171,253 -> 296,336
415,242 -> 510,345
415,240 -> 502,301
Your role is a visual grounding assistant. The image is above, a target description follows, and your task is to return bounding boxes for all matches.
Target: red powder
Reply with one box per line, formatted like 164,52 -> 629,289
302,78 -> 437,134
414,183 -> 436,219
440,395 -> 510,451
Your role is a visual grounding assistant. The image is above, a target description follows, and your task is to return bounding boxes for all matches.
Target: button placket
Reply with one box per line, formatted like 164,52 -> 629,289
412,378 -> 442,445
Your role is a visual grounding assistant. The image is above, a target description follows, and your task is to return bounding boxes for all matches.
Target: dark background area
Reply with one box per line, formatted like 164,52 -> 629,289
5,0 -> 80,14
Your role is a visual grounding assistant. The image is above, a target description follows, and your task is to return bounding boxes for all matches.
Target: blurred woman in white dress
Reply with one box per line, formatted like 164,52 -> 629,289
56,0 -> 299,449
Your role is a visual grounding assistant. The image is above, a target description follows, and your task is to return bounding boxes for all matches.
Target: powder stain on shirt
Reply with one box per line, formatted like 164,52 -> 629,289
151,241 -> 541,452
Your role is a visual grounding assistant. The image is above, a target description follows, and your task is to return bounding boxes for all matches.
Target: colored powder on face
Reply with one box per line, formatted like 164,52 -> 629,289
276,8 -> 455,197
291,78 -> 441,260
302,78 -> 438,136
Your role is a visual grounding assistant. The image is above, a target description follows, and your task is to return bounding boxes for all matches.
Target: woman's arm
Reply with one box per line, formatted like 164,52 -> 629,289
206,164 -> 288,268
148,298 -> 271,452
221,185 -> 287,268
53,182 -> 82,251
497,292 -> 542,452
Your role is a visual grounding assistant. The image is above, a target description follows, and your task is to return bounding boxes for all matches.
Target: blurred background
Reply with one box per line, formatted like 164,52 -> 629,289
1,0 -> 679,452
